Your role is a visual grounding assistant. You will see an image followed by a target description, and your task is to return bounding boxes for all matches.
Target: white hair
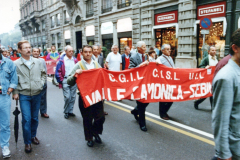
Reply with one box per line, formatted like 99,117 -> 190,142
161,44 -> 171,51
65,45 -> 72,51
136,41 -> 145,48
111,44 -> 118,49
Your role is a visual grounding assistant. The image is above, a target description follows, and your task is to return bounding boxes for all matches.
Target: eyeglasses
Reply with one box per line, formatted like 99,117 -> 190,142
22,47 -> 32,50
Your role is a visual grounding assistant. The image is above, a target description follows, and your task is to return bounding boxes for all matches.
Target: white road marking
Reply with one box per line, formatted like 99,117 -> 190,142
108,101 -> 214,139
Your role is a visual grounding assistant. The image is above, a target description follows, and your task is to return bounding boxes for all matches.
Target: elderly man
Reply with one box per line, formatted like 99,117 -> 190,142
194,46 -> 218,110
32,48 -> 49,118
105,44 -> 122,71
121,46 -> 131,70
67,45 -> 105,147
129,41 -> 149,131
156,44 -> 175,120
13,40 -> 46,153
55,45 -> 78,119
212,28 -> 240,160
0,49 -> 18,158
92,45 -> 104,68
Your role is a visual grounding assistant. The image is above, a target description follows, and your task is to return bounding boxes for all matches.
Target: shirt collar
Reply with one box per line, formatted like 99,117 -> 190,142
64,55 -> 74,60
228,59 -> 240,76
82,58 -> 94,65
21,56 -> 32,63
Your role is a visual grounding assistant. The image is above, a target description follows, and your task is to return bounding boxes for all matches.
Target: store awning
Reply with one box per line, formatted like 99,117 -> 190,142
152,23 -> 179,38
194,17 -> 227,37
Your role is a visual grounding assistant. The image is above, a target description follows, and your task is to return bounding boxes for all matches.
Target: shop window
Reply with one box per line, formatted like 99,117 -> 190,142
197,22 -> 225,66
119,38 -> 132,54
117,0 -> 132,9
155,27 -> 178,62
87,40 -> 94,45
103,39 -> 113,57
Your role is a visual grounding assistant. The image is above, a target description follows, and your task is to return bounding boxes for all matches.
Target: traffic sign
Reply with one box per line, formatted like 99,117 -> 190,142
201,29 -> 209,34
200,17 -> 212,29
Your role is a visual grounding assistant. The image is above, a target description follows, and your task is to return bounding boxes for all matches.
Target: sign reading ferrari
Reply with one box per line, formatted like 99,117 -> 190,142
76,63 -> 215,108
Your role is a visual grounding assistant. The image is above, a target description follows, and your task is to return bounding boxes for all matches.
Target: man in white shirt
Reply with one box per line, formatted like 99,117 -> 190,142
55,45 -> 78,119
67,45 -> 105,147
194,46 -> 218,110
105,44 -> 122,71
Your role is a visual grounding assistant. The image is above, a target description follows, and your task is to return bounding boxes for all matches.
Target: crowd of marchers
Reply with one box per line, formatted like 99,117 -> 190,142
0,28 -> 240,160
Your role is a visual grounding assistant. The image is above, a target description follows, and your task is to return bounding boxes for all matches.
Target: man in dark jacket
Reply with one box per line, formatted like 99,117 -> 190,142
194,46 -> 218,110
121,46 -> 131,70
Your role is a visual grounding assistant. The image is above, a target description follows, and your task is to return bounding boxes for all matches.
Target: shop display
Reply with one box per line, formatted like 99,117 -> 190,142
155,27 -> 178,61
119,38 -> 132,54
198,22 -> 225,65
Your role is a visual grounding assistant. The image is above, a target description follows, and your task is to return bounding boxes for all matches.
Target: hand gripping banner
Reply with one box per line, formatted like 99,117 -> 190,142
76,63 -> 215,108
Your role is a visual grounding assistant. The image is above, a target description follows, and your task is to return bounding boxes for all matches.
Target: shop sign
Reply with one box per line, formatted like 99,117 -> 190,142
101,22 -> 113,35
117,18 -> 132,33
197,1 -> 226,20
155,10 -> 178,26
86,25 -> 95,36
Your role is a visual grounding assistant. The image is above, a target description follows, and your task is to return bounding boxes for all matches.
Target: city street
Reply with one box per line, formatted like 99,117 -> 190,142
6,78 -> 215,160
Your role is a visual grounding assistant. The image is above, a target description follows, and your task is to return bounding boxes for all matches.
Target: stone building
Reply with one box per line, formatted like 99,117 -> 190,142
19,0 -> 240,68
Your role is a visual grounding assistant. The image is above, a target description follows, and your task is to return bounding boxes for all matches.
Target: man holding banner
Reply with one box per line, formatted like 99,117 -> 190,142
67,45 -> 105,147
129,41 -> 149,132
156,44 -> 175,120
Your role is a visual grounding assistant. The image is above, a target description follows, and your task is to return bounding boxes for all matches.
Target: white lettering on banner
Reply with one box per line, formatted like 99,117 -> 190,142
109,73 -> 116,82
199,5 -> 224,17
152,69 -> 181,81
157,13 -> 175,23
84,82 -> 211,105
109,72 -> 144,83
117,89 -> 126,100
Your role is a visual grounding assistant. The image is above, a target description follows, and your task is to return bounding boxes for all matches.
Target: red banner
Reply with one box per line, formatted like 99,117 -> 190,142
76,63 -> 215,108
45,60 -> 58,75
10,57 -> 20,61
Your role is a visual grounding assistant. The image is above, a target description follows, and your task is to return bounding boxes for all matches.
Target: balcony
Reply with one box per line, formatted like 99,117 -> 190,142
86,10 -> 94,18
117,0 -> 132,9
101,6 -> 112,14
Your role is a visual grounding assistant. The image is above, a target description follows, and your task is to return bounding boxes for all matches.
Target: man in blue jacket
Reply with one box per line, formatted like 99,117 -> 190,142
0,49 -> 18,158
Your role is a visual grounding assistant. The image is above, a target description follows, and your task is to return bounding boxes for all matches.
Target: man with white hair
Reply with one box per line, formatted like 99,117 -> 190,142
156,44 -> 175,120
55,45 -> 78,119
129,41 -> 149,132
105,44 -> 122,71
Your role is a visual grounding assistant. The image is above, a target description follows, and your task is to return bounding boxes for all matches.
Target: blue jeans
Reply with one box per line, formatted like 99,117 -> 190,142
0,94 -> 11,148
19,93 -> 41,144
40,83 -> 47,114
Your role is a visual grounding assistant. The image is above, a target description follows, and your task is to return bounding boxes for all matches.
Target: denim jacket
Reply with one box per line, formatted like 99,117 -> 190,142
0,56 -> 18,94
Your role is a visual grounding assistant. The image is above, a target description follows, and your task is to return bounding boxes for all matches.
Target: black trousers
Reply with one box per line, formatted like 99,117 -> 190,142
159,102 -> 173,117
195,96 -> 213,108
135,101 -> 149,127
78,96 -> 105,141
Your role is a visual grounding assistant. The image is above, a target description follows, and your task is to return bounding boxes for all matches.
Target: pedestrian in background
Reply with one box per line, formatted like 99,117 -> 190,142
129,41 -> 149,132
121,46 -> 131,70
212,28 -> 240,160
105,44 -> 122,71
13,40 -> 46,153
55,45 -> 78,119
67,45 -> 105,147
156,44 -> 175,120
0,49 -> 18,158
32,48 -> 49,118
46,46 -> 59,60
130,46 -> 137,56
194,46 -> 218,110
148,50 -> 156,62
154,45 -> 160,56
92,45 -> 104,68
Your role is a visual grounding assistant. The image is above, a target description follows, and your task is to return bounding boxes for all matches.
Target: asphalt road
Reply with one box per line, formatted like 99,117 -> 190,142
5,79 -> 215,160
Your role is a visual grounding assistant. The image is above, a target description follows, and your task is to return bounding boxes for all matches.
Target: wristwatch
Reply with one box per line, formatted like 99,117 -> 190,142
7,91 -> 12,95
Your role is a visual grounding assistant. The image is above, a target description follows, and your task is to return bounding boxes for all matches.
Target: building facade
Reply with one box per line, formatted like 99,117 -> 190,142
19,0 -> 240,68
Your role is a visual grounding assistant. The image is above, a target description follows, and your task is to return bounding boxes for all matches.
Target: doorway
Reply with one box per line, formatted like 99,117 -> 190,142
75,31 -> 82,51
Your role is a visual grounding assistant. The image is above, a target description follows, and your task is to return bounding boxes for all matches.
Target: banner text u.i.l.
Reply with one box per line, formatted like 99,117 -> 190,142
76,63 -> 215,108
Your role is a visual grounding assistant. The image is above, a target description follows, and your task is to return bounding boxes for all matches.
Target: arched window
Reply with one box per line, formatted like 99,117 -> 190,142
75,15 -> 81,24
